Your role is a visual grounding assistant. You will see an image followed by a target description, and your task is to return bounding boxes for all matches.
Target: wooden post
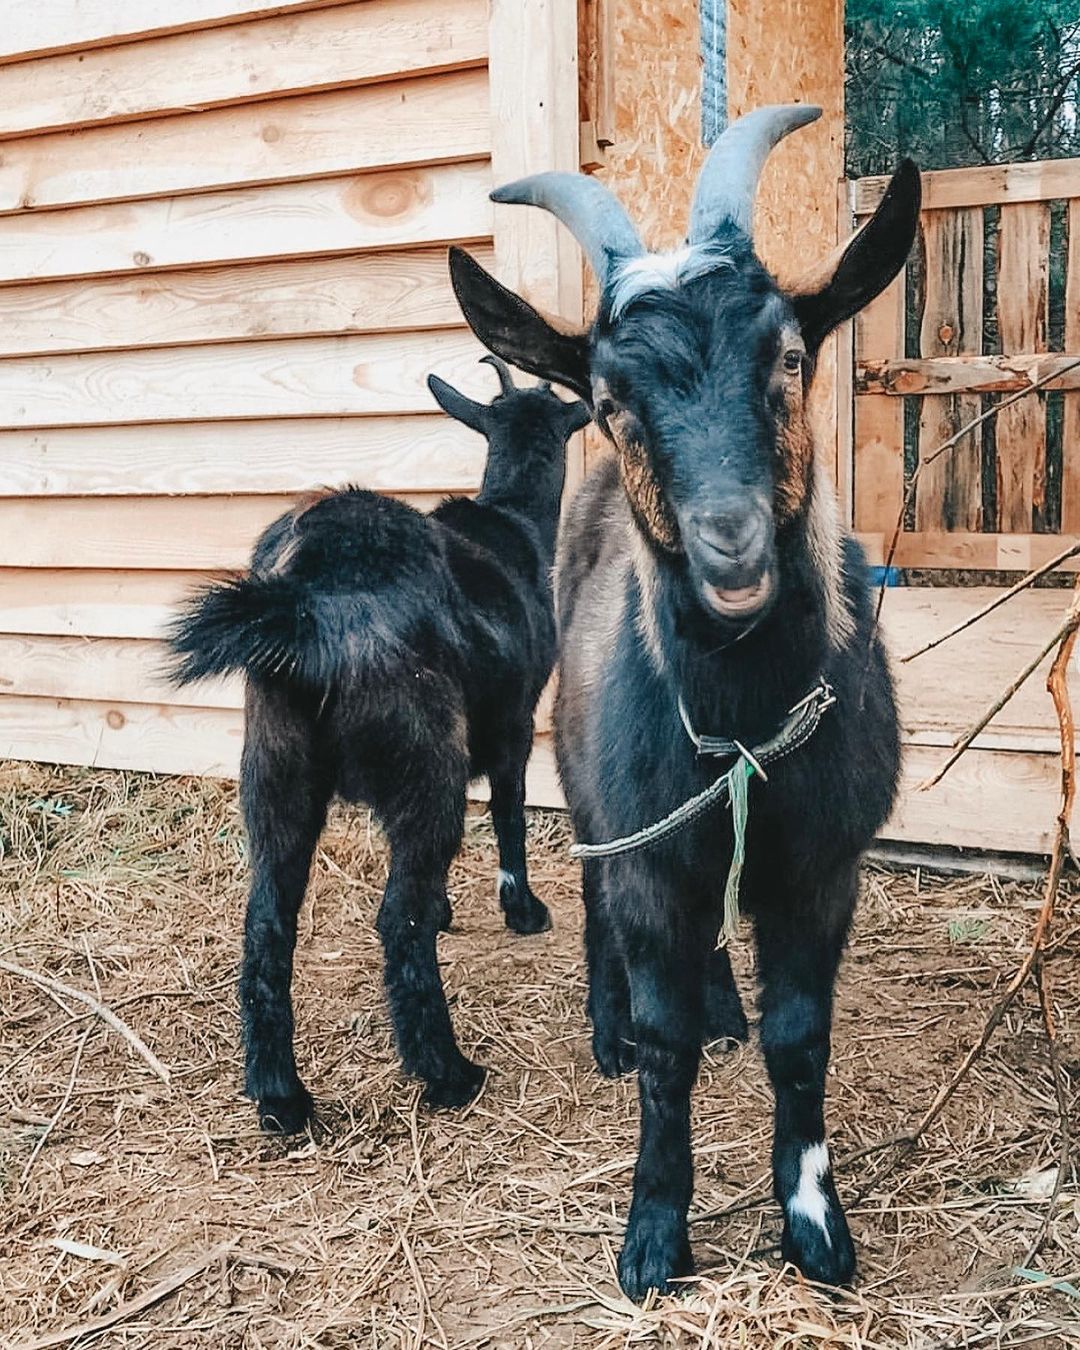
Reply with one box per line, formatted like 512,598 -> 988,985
726,0 -> 845,483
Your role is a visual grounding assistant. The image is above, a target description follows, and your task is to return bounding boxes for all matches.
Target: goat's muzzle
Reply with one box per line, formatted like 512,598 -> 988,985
685,499 -> 775,622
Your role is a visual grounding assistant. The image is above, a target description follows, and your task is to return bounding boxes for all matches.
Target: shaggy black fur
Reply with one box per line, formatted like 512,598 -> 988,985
450,162 -> 920,1298
168,359 -> 588,1132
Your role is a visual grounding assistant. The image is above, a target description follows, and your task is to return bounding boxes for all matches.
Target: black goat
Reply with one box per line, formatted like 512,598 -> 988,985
168,357 -> 588,1132
450,106 -> 919,1297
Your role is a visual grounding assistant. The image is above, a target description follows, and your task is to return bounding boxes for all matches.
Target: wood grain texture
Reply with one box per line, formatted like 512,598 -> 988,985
0,160 -> 493,284
1063,199 -> 1080,531
0,634 -> 240,709
853,274 -> 905,533
0,0 -> 488,139
857,531 -> 1080,571
0,1 -> 349,63
915,208 -> 983,531
0,246 -> 492,358
0,694 -> 245,776
0,329 -> 489,427
855,157 -> 1080,214
0,70 -> 490,213
0,493 -> 446,570
995,203 -> 1050,531
0,570 -> 214,638
0,415 -> 488,497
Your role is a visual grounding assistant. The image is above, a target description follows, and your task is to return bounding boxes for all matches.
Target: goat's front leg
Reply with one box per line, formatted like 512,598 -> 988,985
488,731 -> 551,935
618,908 -> 706,1299
583,858 -> 635,1076
755,872 -> 857,1285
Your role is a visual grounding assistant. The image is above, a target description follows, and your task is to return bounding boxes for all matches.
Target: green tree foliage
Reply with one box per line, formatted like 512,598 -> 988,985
846,0 -> 1080,175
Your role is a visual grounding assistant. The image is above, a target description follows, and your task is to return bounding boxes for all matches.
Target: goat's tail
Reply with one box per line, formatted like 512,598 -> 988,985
165,574 -> 416,689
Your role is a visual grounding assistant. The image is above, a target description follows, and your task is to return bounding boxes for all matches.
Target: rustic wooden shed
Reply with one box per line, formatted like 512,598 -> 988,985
2,0 -> 1076,857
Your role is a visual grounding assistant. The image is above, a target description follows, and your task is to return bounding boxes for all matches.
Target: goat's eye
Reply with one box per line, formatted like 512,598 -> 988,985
782,349 -> 803,375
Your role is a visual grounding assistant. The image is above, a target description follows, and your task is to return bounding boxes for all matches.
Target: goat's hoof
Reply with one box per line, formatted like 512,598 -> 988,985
781,1200 -> 856,1286
592,1027 -> 636,1077
257,1087 -> 314,1135
703,988 -> 749,1048
421,1058 -> 485,1110
504,892 -> 552,936
618,1211 -> 693,1301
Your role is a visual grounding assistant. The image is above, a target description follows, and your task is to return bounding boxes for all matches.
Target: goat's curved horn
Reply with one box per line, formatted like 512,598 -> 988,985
490,172 -> 643,290
479,353 -> 516,395
688,104 -> 822,243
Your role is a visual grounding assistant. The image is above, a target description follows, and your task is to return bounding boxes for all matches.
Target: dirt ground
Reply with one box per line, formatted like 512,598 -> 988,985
1,761 -> 1078,1349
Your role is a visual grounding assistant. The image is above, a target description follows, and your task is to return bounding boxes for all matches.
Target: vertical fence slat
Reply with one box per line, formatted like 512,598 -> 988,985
996,202 -> 1050,531
1063,200 -> 1080,531
916,208 -> 984,531
853,266 -> 905,534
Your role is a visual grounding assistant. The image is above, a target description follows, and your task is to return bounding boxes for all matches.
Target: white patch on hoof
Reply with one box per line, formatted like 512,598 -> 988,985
788,1142 -> 833,1246
496,869 -> 515,901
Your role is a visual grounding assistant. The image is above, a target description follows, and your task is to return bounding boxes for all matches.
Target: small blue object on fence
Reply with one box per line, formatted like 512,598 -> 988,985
866,565 -> 903,588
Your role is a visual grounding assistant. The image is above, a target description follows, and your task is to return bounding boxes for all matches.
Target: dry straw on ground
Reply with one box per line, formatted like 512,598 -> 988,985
1,760 -> 1078,1348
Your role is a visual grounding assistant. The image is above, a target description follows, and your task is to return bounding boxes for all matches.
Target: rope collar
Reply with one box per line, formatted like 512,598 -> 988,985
568,678 -> 836,864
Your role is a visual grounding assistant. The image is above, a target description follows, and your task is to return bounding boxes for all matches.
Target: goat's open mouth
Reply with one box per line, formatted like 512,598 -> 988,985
702,571 -> 772,618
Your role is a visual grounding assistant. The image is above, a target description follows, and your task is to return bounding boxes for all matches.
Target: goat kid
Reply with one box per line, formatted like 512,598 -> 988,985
449,106 -> 920,1298
168,358 -> 588,1132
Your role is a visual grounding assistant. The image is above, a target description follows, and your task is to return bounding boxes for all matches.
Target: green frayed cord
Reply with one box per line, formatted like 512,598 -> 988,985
719,755 -> 756,946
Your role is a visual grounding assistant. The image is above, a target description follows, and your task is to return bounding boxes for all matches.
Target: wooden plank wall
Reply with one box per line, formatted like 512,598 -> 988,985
0,0 -> 581,780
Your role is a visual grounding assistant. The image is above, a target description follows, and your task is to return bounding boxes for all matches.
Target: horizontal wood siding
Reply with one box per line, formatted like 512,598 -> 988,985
0,0 -> 584,798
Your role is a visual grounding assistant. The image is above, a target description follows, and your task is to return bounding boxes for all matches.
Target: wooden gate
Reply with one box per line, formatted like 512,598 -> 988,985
846,157 -> 1080,570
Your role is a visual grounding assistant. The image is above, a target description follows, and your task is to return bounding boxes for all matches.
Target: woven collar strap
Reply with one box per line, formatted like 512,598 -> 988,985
568,678 -> 836,861
677,679 -> 836,774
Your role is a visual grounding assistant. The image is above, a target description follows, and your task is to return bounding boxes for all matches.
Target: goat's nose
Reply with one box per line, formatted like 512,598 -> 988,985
691,509 -> 766,565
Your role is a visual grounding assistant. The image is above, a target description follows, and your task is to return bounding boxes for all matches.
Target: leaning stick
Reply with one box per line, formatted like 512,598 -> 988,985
0,958 -> 171,1085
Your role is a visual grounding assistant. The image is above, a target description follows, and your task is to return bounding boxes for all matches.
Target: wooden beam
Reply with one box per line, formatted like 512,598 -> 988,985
857,531 -> 1079,571
0,70 -> 490,213
855,157 -> 1080,215
858,353 -> 1080,396
0,0 -> 488,140
488,0 -> 584,486
0,329 -> 490,428
0,246 -> 493,359
0,1 -> 352,65
0,160 -> 493,285
0,415 -> 487,497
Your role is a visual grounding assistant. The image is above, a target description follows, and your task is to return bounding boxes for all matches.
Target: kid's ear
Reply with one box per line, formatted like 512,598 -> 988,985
449,247 -> 592,402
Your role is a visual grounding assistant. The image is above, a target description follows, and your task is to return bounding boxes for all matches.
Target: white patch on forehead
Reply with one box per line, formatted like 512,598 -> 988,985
608,242 -> 734,319
787,1142 -> 833,1245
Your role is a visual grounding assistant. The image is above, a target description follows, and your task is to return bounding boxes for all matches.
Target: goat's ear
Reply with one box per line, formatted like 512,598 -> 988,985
562,399 -> 592,437
790,160 -> 921,354
448,247 -> 592,402
426,373 -> 489,435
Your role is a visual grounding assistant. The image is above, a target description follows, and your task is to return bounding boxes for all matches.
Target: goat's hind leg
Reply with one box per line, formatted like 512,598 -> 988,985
239,685 -> 331,1135
377,753 -> 484,1109
488,727 -> 551,935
